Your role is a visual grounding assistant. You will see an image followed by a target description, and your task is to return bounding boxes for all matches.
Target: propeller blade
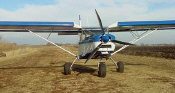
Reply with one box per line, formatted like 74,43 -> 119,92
85,43 -> 102,64
95,9 -> 105,34
111,40 -> 134,45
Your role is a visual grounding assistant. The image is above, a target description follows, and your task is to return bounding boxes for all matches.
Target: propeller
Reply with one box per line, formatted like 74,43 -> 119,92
84,9 -> 104,64
95,9 -> 133,45
95,9 -> 105,35
111,40 -> 134,45
84,43 -> 102,64
84,9 -> 134,64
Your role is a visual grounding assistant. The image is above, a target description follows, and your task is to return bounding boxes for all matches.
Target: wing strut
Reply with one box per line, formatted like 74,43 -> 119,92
111,29 -> 157,56
27,29 -> 77,57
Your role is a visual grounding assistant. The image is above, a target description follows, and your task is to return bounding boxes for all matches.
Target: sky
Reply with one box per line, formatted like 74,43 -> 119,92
0,0 -> 175,45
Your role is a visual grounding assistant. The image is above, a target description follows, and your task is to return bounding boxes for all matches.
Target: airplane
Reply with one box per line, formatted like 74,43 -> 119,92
0,9 -> 175,77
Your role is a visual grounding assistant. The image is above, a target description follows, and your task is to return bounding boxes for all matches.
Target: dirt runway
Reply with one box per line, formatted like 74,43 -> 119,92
0,46 -> 174,93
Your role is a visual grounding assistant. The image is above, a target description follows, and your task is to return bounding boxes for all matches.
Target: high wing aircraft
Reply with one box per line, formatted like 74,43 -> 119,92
0,9 -> 175,77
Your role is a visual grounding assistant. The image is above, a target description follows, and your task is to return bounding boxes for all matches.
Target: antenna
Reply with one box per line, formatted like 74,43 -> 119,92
79,15 -> 82,27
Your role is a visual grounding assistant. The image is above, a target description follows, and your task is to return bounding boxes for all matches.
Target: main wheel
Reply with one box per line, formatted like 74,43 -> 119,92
98,62 -> 106,77
64,62 -> 71,75
117,61 -> 124,73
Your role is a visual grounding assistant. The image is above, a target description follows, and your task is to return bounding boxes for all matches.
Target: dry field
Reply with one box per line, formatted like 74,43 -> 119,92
0,43 -> 175,93
117,45 -> 175,59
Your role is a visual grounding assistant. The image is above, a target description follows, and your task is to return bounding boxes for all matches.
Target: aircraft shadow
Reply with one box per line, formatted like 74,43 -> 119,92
0,63 -> 147,70
0,64 -> 97,76
0,65 -> 63,70
125,62 -> 148,66
0,62 -> 147,77
72,64 -> 97,76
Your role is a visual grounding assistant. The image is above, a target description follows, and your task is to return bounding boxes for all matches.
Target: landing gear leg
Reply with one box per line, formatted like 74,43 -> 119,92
64,57 -> 78,75
110,57 -> 124,73
98,62 -> 106,77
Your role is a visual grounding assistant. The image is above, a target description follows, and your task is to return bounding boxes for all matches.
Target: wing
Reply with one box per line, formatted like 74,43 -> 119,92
0,21 -> 81,34
0,21 -> 81,56
108,20 -> 175,56
108,20 -> 175,32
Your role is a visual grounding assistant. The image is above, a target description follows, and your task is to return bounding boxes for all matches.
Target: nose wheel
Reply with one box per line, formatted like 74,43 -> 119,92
98,62 -> 106,77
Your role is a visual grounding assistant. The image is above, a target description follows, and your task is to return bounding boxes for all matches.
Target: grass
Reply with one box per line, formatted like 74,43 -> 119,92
0,43 -> 175,93
116,45 -> 175,59
0,42 -> 20,52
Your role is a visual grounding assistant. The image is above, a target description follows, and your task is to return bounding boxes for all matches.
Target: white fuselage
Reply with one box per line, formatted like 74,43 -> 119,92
78,41 -> 116,57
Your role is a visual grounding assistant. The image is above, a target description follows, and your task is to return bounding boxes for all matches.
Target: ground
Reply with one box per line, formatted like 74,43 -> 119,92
0,45 -> 175,93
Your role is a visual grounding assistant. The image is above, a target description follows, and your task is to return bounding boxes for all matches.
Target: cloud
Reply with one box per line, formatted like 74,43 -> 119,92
149,0 -> 175,3
0,0 -> 175,44
0,0 -> 175,26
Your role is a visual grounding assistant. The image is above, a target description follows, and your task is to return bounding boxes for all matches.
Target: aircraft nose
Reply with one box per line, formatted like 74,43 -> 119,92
101,35 -> 109,43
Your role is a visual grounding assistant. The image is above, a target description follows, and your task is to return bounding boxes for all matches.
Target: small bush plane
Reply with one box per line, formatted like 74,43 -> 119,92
0,9 -> 175,77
